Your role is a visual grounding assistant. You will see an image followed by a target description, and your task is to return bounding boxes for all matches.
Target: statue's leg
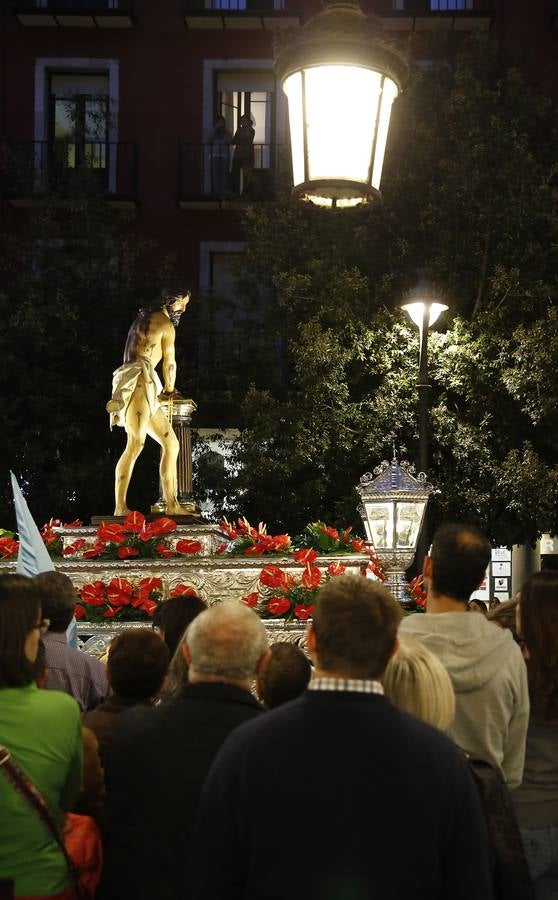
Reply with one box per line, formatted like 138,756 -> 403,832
147,409 -> 180,513
114,387 -> 150,516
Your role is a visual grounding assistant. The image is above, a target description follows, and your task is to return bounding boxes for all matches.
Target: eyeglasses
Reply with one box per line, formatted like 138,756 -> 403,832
31,618 -> 50,635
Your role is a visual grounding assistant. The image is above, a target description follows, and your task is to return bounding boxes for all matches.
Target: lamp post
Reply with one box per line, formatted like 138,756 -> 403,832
273,0 -> 408,208
356,457 -> 433,603
401,289 -> 448,477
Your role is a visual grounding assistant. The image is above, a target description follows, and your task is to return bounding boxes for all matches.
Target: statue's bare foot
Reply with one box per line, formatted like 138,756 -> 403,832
114,506 -> 131,516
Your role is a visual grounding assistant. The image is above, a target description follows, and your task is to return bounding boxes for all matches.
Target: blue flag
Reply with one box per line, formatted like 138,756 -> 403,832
9,472 -> 79,648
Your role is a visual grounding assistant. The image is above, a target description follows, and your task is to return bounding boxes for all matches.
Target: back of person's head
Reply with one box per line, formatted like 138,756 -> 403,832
383,637 -> 455,732
107,629 -> 169,701
0,574 -> 43,687
33,570 -> 76,632
486,597 -> 519,642
468,598 -> 488,614
258,642 -> 311,708
518,571 -> 558,720
186,601 -> 268,683
153,593 -> 206,658
430,524 -> 491,604
311,575 -> 402,680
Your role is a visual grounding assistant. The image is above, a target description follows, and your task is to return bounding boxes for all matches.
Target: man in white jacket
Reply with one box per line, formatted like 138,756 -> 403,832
400,523 -> 529,788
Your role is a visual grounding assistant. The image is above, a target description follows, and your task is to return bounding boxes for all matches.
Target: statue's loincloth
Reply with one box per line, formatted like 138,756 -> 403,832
106,358 -> 163,429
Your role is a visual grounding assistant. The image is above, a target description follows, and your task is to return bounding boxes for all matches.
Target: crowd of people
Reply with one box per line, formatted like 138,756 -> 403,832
0,522 -> 557,900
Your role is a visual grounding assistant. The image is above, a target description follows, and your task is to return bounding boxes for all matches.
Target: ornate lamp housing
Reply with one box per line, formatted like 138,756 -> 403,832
356,457 -> 433,602
273,0 -> 408,209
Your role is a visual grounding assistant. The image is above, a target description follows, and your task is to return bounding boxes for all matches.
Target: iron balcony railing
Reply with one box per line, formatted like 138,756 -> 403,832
177,142 -> 292,202
13,0 -> 134,11
3,140 -> 138,202
370,0 -> 494,13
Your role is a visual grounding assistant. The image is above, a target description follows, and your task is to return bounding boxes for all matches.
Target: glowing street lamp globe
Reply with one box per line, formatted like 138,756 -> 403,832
274,0 -> 408,208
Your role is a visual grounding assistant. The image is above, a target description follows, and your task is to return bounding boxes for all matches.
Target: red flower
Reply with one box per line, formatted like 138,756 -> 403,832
63,539 -> 86,556
294,548 -> 318,565
327,562 -> 346,577
216,543 -> 228,554
271,534 -> 291,552
368,559 -> 387,582
175,539 -> 202,555
63,519 -> 82,528
340,527 -> 353,544
243,540 -> 270,556
219,518 -> 239,539
351,539 -> 367,553
97,522 -> 128,543
320,524 -> 339,541
169,584 -> 198,598
267,596 -> 291,616
0,537 -> 19,558
117,546 -> 140,559
241,592 -> 259,608
148,517 -> 177,537
259,565 -> 287,589
294,603 -> 314,621
74,604 -> 86,620
79,582 -> 107,606
138,577 -> 163,602
301,565 -> 322,590
123,510 -> 146,533
138,598 -> 158,616
106,577 -> 134,607
102,608 -> 118,619
155,543 -> 174,558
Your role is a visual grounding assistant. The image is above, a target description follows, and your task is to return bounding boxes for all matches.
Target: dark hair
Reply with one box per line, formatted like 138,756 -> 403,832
430,524 -> 491,604
0,574 -> 42,687
32,638 -> 48,687
153,594 -> 206,657
519,572 -> 558,720
32,571 -> 76,631
312,575 -> 402,679
469,598 -> 487,613
107,629 -> 170,700
258,642 -> 311,708
160,279 -> 191,304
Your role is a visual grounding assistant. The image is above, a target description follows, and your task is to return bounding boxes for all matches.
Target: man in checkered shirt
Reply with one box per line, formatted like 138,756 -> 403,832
188,574 -> 493,900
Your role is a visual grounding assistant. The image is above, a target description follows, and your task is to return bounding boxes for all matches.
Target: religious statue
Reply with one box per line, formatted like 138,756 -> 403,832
106,286 -> 191,516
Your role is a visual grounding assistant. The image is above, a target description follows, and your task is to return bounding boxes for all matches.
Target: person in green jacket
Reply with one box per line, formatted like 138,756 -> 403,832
0,574 -> 83,899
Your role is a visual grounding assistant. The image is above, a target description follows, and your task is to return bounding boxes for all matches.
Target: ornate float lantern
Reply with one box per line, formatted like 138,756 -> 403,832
273,0 -> 408,208
356,457 -> 432,602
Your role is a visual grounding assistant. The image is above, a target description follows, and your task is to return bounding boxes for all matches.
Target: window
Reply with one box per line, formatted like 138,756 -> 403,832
216,71 -> 274,168
49,74 -> 109,181
429,0 -> 473,9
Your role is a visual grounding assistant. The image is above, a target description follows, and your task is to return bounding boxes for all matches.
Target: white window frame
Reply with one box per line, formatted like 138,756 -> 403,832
34,57 -> 119,191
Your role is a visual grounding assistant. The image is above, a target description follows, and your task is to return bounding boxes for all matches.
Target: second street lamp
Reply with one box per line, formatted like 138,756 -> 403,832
402,293 -> 448,477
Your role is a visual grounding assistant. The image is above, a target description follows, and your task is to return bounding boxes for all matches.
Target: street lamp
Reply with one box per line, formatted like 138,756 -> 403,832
401,282 -> 448,476
356,457 -> 433,603
273,0 -> 408,208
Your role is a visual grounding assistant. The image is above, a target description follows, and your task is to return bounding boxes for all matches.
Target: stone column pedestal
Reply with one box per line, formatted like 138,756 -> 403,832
151,393 -> 199,514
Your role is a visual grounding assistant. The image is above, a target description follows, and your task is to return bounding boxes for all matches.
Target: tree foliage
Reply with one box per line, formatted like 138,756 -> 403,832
205,34 -> 558,546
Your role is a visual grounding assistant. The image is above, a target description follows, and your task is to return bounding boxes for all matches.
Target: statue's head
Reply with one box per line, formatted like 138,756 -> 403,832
160,281 -> 192,327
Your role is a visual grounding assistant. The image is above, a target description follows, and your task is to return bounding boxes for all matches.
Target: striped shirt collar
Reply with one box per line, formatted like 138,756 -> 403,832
309,676 -> 384,695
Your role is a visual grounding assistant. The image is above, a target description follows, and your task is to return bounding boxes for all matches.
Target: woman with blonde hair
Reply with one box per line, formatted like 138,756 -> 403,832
385,636 -> 533,900
383,637 -> 455,732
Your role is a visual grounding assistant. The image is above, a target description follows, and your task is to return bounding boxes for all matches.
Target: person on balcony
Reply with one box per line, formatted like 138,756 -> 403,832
209,115 -> 232,197
231,113 -> 255,196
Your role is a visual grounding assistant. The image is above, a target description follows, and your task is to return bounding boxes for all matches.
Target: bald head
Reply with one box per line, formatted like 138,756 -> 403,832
430,524 -> 491,604
186,602 -> 269,684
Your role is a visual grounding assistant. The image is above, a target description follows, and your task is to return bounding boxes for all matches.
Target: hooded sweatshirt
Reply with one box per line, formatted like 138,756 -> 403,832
399,611 -> 529,788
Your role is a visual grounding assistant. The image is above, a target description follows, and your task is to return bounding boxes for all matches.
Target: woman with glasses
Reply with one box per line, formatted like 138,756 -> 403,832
0,574 -> 83,899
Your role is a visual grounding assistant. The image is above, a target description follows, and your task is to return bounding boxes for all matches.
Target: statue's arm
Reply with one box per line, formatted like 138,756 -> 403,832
161,323 -> 177,393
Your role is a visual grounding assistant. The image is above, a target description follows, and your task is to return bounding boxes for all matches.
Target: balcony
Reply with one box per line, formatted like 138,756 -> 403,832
183,0 -> 300,31
2,141 -> 139,209
369,0 -> 494,31
12,0 -> 135,28
177,142 -> 291,209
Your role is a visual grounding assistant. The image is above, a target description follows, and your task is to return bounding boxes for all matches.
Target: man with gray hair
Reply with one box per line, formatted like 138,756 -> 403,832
102,602 -> 269,900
